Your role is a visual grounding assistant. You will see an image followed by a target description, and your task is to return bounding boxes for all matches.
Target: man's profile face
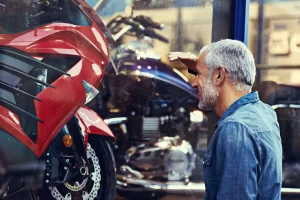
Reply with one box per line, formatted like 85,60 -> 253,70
193,53 -> 219,111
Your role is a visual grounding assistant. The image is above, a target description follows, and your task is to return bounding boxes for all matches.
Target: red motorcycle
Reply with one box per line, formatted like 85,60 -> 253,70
0,0 -> 116,199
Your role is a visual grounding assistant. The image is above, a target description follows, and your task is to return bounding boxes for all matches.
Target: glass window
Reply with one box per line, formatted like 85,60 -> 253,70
249,0 -> 300,193
2,0 -> 296,199
85,0 -> 213,198
1,0 -> 257,199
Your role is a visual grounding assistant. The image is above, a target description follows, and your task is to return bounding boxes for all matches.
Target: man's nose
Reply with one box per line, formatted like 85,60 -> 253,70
191,79 -> 197,88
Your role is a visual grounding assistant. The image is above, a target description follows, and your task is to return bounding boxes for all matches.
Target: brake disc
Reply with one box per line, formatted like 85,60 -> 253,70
49,144 -> 101,200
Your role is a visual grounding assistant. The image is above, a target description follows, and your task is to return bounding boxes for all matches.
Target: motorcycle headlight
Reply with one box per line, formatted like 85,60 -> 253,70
82,80 -> 99,105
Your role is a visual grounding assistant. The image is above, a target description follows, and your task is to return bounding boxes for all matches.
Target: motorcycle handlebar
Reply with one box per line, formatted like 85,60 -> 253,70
133,15 -> 164,30
106,15 -> 123,29
144,29 -> 169,43
107,15 -> 168,43
122,18 -> 145,32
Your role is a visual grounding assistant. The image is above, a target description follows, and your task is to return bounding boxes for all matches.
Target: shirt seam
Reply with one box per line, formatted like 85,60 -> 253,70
218,101 -> 258,127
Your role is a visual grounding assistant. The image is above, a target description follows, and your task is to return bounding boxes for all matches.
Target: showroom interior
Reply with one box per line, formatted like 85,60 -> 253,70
0,0 -> 300,199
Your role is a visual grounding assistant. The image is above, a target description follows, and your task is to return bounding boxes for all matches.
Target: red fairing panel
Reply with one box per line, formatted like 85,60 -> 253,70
76,107 -> 115,144
0,1 -> 111,157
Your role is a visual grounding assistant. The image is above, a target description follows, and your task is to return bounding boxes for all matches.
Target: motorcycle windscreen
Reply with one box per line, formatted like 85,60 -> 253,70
0,0 -> 118,74
0,0 -> 90,34
74,0 -> 115,46
74,0 -> 119,75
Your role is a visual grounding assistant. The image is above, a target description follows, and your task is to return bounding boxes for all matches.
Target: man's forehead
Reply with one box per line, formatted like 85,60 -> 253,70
199,52 -> 206,61
197,52 -> 208,72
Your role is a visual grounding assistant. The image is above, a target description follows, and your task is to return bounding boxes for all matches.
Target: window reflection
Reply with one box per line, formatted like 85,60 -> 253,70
85,0 -> 300,197
250,0 -> 300,191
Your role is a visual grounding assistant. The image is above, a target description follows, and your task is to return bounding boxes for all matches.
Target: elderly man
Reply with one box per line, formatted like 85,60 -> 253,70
169,39 -> 282,200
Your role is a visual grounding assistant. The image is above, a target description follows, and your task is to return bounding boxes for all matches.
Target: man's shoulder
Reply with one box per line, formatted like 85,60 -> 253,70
220,100 -> 278,133
217,120 -> 251,136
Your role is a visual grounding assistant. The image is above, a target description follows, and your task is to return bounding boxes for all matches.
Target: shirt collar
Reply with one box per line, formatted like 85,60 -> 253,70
216,91 -> 260,128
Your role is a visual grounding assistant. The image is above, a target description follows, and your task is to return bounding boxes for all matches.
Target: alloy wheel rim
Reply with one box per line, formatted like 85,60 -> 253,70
49,144 -> 101,200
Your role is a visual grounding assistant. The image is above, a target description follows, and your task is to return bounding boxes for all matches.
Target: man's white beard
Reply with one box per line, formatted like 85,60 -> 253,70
198,79 -> 219,111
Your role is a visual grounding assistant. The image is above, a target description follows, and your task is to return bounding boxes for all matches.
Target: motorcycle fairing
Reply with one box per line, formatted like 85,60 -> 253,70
0,0 -> 111,157
76,106 -> 115,145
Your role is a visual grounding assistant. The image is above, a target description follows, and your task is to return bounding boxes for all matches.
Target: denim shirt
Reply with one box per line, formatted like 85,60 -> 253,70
204,92 -> 282,200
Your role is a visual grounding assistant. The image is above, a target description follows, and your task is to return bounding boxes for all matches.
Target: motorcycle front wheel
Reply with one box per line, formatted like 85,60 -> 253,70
43,136 -> 116,200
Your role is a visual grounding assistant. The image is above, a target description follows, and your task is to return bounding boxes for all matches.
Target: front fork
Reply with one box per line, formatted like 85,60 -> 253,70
63,122 -> 87,168
64,118 -> 90,179
44,117 -> 90,186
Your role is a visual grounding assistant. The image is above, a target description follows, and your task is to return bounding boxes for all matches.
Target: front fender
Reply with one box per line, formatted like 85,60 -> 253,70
75,106 -> 115,144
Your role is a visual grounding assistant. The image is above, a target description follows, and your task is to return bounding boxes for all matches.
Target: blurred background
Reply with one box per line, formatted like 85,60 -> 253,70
85,0 -> 300,199
88,0 -> 300,85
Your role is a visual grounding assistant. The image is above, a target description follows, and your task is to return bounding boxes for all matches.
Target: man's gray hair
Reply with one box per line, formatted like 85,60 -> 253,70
200,39 -> 256,92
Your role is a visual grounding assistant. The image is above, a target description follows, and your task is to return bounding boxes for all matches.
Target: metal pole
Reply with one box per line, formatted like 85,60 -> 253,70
233,0 -> 250,44
174,0 -> 184,52
211,0 -> 231,42
256,0 -> 264,83
257,0 -> 264,64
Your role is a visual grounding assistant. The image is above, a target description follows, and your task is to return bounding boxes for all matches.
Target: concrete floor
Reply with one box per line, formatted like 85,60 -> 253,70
114,178 -> 300,200
116,193 -> 300,200
115,190 -> 300,200
116,194 -> 203,200
115,180 -> 206,200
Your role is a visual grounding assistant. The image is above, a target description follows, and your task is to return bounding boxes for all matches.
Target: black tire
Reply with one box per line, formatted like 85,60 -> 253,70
42,136 -> 116,200
89,135 -> 116,200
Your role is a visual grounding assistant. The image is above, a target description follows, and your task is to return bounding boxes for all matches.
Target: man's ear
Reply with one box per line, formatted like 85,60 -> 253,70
213,66 -> 226,86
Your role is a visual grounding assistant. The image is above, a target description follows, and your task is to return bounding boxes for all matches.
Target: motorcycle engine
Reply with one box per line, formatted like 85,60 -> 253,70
125,136 -> 196,181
